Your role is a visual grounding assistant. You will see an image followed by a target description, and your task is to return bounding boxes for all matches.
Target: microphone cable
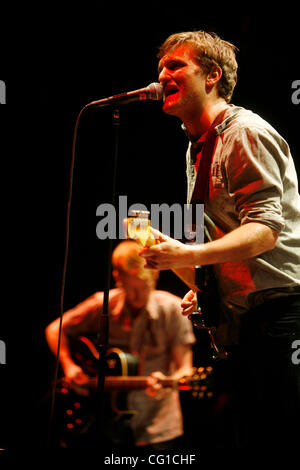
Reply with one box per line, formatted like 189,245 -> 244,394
46,104 -> 88,448
46,82 -> 162,447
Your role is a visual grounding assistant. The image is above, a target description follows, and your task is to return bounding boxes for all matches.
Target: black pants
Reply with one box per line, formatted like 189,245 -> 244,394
225,294 -> 300,452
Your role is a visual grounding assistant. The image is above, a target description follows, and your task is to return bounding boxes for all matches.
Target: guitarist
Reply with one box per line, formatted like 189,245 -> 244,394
45,240 -> 195,451
140,31 -> 300,451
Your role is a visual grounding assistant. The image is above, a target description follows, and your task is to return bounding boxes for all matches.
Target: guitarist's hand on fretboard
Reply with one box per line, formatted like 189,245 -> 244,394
62,363 -> 91,397
140,228 -> 194,271
145,371 -> 169,400
124,215 -> 199,291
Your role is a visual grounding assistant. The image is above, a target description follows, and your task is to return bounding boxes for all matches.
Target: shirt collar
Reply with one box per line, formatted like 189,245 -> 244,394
111,289 -> 159,321
181,104 -> 237,143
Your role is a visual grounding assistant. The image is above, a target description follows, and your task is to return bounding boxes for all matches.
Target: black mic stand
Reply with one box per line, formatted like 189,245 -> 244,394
95,108 -> 120,447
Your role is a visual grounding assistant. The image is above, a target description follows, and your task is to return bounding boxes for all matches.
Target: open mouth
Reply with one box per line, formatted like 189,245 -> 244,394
164,85 -> 179,98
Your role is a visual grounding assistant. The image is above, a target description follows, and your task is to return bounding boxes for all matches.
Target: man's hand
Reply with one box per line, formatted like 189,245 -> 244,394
146,371 -> 168,399
62,363 -> 91,397
140,228 -> 195,270
181,290 -> 197,317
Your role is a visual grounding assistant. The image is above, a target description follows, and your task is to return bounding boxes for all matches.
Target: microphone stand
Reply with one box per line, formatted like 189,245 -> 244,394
95,108 -> 120,446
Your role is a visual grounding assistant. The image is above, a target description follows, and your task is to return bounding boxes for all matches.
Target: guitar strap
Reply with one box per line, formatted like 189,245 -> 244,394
188,108 -> 236,360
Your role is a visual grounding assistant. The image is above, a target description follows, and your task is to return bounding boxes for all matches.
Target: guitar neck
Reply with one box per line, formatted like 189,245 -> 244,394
88,376 -> 177,391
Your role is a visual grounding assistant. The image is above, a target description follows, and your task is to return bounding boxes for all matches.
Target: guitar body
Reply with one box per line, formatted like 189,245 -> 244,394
54,338 -> 139,449
68,336 -> 139,379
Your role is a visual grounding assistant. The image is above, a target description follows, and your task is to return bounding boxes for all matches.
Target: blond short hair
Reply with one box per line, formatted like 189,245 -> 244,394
112,240 -> 158,281
158,30 -> 238,103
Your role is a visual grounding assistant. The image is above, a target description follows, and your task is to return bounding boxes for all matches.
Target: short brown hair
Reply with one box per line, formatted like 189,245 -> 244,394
112,240 -> 158,281
158,30 -> 238,103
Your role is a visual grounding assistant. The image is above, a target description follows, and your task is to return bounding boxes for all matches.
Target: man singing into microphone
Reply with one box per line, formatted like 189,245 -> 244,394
140,30 -> 300,451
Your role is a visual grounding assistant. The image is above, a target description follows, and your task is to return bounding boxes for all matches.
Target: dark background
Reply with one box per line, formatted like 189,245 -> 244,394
1,5 -> 299,456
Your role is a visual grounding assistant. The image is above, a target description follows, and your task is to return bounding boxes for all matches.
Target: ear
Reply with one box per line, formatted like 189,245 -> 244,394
206,65 -> 222,91
112,269 -> 122,287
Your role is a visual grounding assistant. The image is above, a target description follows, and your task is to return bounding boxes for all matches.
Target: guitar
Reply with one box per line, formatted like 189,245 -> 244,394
58,335 -> 213,395
54,336 -> 213,448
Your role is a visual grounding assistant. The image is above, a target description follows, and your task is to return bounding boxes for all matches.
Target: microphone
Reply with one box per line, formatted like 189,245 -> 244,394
87,82 -> 163,108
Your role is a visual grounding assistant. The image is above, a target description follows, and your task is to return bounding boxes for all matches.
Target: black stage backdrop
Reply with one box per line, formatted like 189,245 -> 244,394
1,5 -> 299,458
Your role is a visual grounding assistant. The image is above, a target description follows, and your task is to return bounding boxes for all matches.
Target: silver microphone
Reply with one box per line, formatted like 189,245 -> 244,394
88,82 -> 163,108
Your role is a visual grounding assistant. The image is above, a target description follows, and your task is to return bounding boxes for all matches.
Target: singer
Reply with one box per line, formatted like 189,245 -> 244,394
140,30 -> 300,453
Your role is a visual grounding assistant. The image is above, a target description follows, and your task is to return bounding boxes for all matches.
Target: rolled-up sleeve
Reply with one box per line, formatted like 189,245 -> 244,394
224,125 -> 287,233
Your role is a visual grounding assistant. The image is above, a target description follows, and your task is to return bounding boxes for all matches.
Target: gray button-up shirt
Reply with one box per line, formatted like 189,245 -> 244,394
186,105 -> 300,322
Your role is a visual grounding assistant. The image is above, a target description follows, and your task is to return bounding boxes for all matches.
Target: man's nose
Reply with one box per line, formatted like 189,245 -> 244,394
158,67 -> 169,84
